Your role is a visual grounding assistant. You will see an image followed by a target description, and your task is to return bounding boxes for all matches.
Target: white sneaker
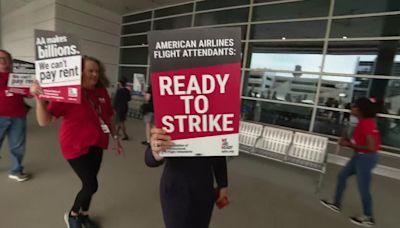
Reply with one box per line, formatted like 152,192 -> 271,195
349,215 -> 375,227
320,199 -> 340,213
8,173 -> 30,182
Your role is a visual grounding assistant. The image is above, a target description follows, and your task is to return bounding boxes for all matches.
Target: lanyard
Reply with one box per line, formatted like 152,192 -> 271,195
85,89 -> 105,124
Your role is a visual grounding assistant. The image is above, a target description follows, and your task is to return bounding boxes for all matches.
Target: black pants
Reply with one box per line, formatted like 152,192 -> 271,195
67,146 -> 103,213
161,188 -> 214,228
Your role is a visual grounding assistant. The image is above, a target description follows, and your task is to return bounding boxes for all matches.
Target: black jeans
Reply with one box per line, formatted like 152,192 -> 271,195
67,146 -> 103,213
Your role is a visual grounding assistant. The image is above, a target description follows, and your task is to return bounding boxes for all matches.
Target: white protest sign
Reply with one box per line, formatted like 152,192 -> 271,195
7,59 -> 35,95
35,30 -> 81,103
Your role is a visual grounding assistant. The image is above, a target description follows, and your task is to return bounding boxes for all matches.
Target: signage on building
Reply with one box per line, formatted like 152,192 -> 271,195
148,27 -> 241,157
34,29 -> 82,103
7,59 -> 35,95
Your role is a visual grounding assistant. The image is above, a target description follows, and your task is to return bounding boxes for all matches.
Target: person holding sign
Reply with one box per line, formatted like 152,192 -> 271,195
0,49 -> 30,182
145,128 -> 229,228
145,27 -> 239,228
31,56 -> 119,228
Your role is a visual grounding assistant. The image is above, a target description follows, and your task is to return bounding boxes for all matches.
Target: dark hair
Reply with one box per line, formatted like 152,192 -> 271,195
82,55 -> 110,88
354,97 -> 378,118
118,79 -> 126,87
0,49 -> 13,70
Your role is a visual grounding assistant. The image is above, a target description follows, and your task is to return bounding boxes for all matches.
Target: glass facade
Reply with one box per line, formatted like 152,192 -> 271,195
120,0 -> 400,154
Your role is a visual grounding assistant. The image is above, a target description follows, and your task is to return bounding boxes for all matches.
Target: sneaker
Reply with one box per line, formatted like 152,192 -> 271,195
320,199 -> 340,213
79,214 -> 99,228
8,173 -> 30,182
64,212 -> 82,228
349,215 -> 375,227
141,141 -> 149,145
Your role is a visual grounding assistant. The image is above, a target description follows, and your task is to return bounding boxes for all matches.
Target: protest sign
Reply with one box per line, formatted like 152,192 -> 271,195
148,27 -> 241,157
132,73 -> 145,95
7,59 -> 35,95
35,30 -> 81,103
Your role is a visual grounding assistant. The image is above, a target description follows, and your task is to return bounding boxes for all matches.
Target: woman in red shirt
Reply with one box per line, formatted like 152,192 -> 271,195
321,97 -> 381,227
31,56 -> 118,228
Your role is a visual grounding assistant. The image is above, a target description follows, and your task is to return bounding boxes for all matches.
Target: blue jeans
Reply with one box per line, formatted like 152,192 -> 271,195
0,117 -> 26,175
334,153 -> 379,217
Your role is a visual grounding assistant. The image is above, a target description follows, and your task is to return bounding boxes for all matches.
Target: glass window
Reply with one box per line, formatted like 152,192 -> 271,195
313,109 -> 348,137
242,70 -> 319,104
195,8 -> 249,26
219,25 -> 247,40
318,76 -> 358,109
241,42 -> 246,57
334,0 -> 400,16
119,67 -> 147,82
250,20 -> 327,40
241,99 -> 312,131
120,48 -> 148,65
318,76 -> 400,116
121,35 -> 147,46
314,111 -> 400,151
122,22 -> 151,35
253,0 -> 329,21
123,11 -> 152,23
394,55 -> 400,76
153,16 -> 192,30
324,40 -> 400,76
379,116 -> 400,149
330,15 -> 400,38
248,41 -> 324,71
240,25 -> 248,40
196,0 -> 250,11
254,0 -> 287,3
155,3 -> 193,18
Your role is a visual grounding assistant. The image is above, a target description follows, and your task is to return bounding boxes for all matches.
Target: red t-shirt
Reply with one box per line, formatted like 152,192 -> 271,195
352,118 -> 381,153
0,72 -> 28,117
48,87 -> 114,159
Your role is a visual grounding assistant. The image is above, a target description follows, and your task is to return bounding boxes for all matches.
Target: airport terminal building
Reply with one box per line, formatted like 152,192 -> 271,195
119,0 -> 400,174
1,0 -> 400,175
1,1 -> 400,228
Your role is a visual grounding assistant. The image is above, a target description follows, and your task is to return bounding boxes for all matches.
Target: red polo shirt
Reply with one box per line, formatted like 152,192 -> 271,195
48,87 -> 114,160
352,118 -> 381,153
0,72 -> 28,117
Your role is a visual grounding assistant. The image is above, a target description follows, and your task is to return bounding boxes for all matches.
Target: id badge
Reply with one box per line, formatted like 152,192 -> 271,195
101,124 -> 110,133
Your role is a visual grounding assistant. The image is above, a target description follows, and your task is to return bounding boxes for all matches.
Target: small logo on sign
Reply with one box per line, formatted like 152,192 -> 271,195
221,138 -> 233,150
68,88 -> 78,97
